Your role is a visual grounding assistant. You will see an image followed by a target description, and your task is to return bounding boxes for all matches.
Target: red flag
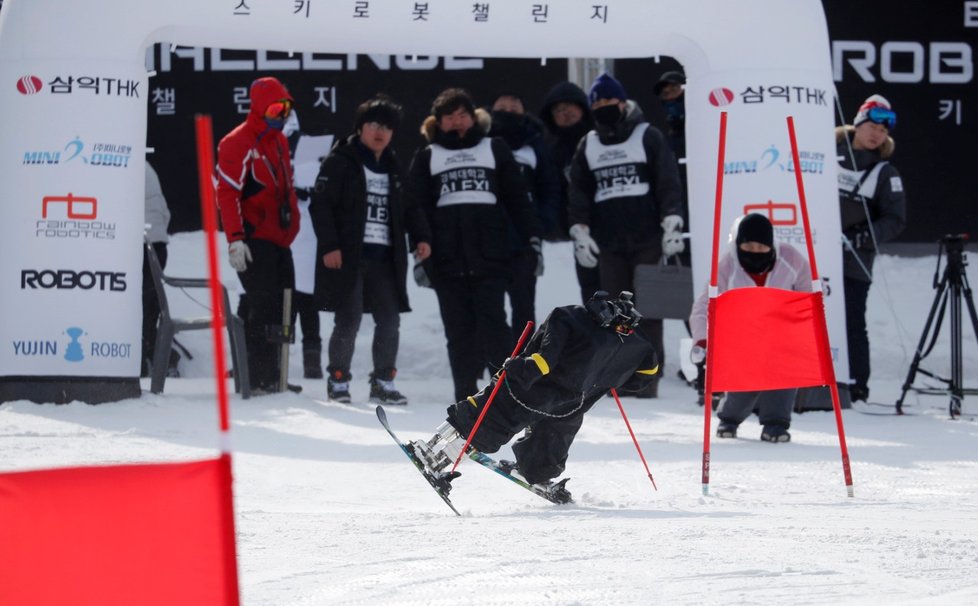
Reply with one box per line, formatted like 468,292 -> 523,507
0,456 -> 239,606
709,287 -> 834,392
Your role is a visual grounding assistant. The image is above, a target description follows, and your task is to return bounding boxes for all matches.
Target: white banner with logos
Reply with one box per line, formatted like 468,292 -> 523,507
685,71 -> 848,382
0,59 -> 146,377
0,0 -> 838,391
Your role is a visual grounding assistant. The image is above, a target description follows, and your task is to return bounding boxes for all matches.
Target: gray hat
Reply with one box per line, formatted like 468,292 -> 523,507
653,71 -> 686,96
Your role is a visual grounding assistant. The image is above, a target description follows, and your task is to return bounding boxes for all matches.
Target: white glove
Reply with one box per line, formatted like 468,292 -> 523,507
661,214 -> 685,257
662,231 -> 685,257
569,224 -> 600,269
228,241 -> 252,273
661,214 -> 684,233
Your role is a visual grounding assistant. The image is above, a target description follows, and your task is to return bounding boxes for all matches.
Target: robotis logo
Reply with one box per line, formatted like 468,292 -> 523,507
16,75 -> 43,95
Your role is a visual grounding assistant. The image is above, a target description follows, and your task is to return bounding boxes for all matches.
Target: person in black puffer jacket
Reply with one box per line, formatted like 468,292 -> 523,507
489,92 -> 560,342
539,81 -> 601,304
404,88 -> 541,402
567,73 -> 684,398
836,94 -> 906,403
310,96 -> 432,405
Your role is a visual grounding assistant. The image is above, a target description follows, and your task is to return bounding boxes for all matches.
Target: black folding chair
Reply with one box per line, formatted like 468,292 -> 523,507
144,239 -> 250,398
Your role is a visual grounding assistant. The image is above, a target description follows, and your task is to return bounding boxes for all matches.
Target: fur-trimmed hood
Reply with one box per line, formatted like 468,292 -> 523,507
835,125 -> 894,160
420,107 -> 492,143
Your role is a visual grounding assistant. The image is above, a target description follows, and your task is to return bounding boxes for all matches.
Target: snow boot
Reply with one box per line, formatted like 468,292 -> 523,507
760,424 -> 791,443
410,422 -> 468,475
327,370 -> 352,404
303,348 -> 323,379
369,371 -> 408,406
849,384 -> 869,403
716,421 -> 738,439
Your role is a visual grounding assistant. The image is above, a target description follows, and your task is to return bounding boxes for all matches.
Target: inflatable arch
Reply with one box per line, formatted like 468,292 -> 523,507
0,0 -> 846,403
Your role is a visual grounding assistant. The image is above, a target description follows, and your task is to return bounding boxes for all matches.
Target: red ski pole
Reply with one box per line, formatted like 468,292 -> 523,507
450,321 -> 534,473
610,388 -> 657,491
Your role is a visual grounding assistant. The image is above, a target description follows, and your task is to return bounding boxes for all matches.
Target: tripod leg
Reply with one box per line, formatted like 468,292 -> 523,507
950,283 -> 963,418
897,277 -> 949,414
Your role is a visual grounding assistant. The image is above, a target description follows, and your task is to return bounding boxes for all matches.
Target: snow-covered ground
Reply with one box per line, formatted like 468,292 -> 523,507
3,233 -> 978,605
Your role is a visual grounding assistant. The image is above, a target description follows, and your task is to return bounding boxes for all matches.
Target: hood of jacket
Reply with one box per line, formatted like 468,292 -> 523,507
538,81 -> 593,133
246,77 -> 294,132
835,124 -> 894,160
420,107 -> 492,146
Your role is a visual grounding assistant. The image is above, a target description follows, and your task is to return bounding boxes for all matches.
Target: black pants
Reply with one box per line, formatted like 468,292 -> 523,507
435,276 -> 513,402
327,258 -> 400,380
141,242 -> 168,376
448,382 -> 596,485
236,239 -> 295,390
844,277 -> 871,392
599,243 -> 665,376
292,291 -> 322,352
506,248 -> 538,342
575,255 -> 602,305
718,388 -> 797,429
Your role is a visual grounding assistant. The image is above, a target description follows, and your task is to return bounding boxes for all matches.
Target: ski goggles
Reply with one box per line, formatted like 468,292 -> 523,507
264,99 -> 293,120
865,106 -> 896,130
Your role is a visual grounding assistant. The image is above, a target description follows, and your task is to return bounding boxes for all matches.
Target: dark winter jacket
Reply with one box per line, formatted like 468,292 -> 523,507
405,109 -> 541,282
309,135 -> 431,312
489,111 -> 560,248
216,77 -> 299,248
539,82 -> 594,240
503,305 -> 659,412
567,101 -> 683,252
836,126 -> 906,283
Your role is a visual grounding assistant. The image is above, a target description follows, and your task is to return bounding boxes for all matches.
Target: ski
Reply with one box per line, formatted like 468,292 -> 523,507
467,450 -> 573,505
851,401 -> 917,416
375,406 -> 461,516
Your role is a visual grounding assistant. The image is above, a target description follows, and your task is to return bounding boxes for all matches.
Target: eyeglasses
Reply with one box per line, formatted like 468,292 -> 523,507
362,121 -> 393,133
264,100 -> 293,120
866,106 -> 896,130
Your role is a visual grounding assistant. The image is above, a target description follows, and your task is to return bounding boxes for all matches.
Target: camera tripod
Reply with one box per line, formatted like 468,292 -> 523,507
896,235 -> 978,417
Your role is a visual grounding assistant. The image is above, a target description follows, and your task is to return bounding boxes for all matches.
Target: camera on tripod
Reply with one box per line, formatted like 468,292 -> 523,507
898,232 -> 978,417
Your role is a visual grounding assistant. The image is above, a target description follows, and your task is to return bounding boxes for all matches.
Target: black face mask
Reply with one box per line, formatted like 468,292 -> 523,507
737,249 -> 776,274
491,111 -> 526,148
593,104 -> 622,127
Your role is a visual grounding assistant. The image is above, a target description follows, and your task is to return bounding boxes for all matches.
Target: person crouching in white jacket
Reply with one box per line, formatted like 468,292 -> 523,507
689,213 -> 810,443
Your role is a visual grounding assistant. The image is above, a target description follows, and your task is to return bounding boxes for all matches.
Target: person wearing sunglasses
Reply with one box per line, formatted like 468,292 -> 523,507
216,76 -> 301,394
309,96 -> 432,405
836,94 -> 907,404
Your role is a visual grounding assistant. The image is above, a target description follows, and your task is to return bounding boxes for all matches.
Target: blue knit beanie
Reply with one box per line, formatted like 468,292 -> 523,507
589,73 -> 627,105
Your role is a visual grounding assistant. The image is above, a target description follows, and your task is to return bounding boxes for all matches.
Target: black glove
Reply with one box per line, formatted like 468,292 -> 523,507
845,226 -> 874,251
413,260 -> 432,288
530,237 -> 544,277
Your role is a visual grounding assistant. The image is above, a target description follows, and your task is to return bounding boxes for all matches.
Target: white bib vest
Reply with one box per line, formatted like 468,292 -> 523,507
429,138 -> 498,207
584,122 -> 651,203
838,162 -> 887,200
363,167 -> 391,247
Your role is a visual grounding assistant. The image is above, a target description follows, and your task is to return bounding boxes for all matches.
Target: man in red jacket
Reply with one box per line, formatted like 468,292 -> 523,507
217,76 -> 300,392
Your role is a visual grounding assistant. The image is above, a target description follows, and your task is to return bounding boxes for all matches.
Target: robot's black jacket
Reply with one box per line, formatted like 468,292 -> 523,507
502,305 -> 659,413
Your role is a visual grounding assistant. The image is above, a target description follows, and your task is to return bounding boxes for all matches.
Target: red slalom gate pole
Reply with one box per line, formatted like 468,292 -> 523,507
610,388 -> 657,491
194,114 -> 241,604
786,116 -> 854,498
702,110 -> 729,496
450,321 -> 534,473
